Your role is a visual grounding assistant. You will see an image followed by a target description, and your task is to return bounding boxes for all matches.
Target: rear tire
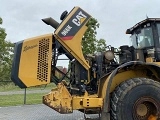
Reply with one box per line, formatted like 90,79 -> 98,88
110,78 -> 160,120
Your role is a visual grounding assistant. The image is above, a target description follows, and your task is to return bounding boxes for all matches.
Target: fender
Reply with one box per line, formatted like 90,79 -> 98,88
98,61 -> 160,113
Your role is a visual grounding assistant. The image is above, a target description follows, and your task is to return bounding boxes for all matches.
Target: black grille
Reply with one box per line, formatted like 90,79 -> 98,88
37,38 -> 49,81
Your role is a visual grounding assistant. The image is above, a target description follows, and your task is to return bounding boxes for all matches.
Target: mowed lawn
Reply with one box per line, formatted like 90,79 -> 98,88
0,93 -> 45,107
0,83 -> 55,107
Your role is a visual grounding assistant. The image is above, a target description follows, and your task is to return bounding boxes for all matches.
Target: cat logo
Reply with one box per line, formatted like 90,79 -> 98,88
72,11 -> 87,26
57,7 -> 91,40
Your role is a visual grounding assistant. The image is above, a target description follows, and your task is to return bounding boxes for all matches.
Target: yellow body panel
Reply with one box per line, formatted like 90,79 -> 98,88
110,70 -> 147,92
72,93 -> 102,109
98,73 -> 111,99
72,96 -> 84,109
82,98 -> 103,108
153,62 -> 160,65
19,34 -> 52,87
54,7 -> 91,70
98,69 -> 149,99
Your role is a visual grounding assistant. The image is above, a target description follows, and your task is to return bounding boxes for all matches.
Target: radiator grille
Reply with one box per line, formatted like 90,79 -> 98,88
37,38 -> 49,81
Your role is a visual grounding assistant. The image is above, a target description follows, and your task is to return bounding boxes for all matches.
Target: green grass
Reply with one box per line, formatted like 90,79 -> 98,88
0,83 -> 56,107
0,82 -> 56,92
0,93 -> 46,107
0,83 -> 21,91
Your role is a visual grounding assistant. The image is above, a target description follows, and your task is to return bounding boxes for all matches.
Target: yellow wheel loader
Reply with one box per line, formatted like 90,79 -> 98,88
11,6 -> 160,120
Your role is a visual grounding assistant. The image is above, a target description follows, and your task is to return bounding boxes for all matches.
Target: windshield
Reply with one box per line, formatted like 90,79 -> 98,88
130,26 -> 154,49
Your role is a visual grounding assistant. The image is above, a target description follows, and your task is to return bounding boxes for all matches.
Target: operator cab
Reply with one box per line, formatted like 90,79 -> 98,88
126,18 -> 160,62
130,25 -> 154,49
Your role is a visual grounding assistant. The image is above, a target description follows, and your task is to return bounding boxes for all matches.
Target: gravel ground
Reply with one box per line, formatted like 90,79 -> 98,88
0,104 -> 99,120
0,90 -> 99,120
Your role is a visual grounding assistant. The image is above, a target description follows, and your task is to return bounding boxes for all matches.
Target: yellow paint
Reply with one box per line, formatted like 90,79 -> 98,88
153,62 -> 160,65
110,69 -> 147,92
82,98 -> 103,108
98,69 -> 149,99
146,57 -> 153,62
72,96 -> 84,109
43,83 -> 103,111
72,92 -> 102,109
43,83 -> 72,113
80,17 -> 86,24
98,73 -> 111,98
148,114 -> 158,120
19,34 -> 52,87
54,7 -> 91,71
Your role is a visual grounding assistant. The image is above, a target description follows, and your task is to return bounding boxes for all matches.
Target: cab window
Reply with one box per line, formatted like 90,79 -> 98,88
131,26 -> 154,49
157,23 -> 160,42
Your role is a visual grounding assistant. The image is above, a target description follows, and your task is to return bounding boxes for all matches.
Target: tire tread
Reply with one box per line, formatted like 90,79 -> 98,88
110,78 -> 160,120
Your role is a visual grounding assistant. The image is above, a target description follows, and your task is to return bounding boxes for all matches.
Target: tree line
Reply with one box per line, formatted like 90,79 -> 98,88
0,17 -> 14,83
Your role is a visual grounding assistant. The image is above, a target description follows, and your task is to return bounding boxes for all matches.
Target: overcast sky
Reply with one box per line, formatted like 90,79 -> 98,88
1,0 -> 160,67
1,0 -> 160,47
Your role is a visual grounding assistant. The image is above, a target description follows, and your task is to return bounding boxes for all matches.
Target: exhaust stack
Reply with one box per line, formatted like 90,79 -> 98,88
42,17 -> 59,29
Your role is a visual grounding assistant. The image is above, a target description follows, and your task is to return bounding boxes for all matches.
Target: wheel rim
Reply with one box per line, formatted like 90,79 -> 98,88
133,96 -> 160,120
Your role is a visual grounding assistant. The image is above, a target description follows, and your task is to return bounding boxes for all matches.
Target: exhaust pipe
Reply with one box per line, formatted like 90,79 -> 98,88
42,17 -> 59,29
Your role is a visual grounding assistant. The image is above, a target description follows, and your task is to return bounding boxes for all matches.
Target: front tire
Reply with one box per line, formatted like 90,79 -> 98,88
110,78 -> 160,120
